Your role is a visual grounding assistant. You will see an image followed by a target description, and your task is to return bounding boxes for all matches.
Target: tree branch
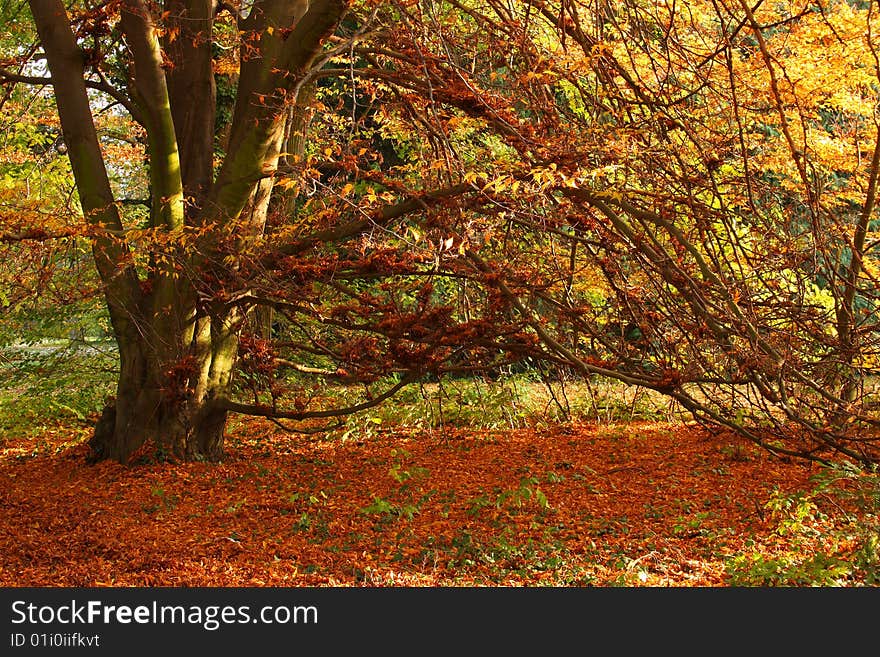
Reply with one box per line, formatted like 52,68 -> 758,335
0,68 -> 143,124
27,0 -> 143,332
118,0 -> 185,231
0,227 -> 77,243
216,370 -> 417,419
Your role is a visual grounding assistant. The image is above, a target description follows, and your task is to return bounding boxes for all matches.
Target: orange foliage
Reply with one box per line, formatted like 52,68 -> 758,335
0,420 -> 848,587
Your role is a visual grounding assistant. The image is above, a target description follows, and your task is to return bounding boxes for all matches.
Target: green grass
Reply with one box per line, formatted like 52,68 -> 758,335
324,373 -> 684,440
2,335 -> 686,445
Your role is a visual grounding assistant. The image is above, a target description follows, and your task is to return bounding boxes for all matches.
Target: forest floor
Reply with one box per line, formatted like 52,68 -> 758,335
1,416 -> 877,587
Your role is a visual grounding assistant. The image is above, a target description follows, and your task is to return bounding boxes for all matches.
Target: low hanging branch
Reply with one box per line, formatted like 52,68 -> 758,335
216,370 -> 419,420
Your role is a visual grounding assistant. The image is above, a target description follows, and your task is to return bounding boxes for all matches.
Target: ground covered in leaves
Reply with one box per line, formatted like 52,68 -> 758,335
1,419 -> 877,586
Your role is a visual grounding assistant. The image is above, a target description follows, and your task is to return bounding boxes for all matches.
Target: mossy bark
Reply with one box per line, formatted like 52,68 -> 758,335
88,311 -> 238,463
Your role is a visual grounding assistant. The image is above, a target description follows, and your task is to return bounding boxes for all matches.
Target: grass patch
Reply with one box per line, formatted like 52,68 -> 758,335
325,372 -> 684,439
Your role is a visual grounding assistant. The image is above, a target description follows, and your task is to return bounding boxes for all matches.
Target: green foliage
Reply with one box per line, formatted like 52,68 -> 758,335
284,490 -> 332,540
809,465 -> 880,586
464,477 -> 552,522
671,511 -> 716,538
495,476 -> 551,513
0,249 -> 112,442
380,377 -> 532,430
725,467 -> 880,586
432,528 -> 592,584
143,486 -> 178,514
387,449 -> 430,484
360,448 -> 432,522
325,373 -> 677,440
335,414 -> 385,443
359,495 -> 421,521
291,511 -> 313,533
726,551 -> 851,587
0,342 -> 116,440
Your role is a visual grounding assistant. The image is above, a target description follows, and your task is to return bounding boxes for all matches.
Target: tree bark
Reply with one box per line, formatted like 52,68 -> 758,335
88,324 -> 238,463
164,0 -> 216,215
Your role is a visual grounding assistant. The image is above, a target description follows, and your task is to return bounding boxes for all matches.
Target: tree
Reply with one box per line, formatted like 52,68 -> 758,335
3,0 -> 880,466
3,0 -> 352,460
2,0 -> 537,462
455,0 -> 880,466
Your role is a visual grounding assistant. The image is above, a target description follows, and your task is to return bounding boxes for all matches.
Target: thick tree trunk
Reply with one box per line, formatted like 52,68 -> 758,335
89,396 -> 231,464
33,0 -> 350,464
88,366 -> 234,464
88,310 -> 238,463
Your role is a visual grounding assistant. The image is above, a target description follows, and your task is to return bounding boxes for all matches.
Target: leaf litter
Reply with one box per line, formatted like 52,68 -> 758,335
0,419 -> 873,586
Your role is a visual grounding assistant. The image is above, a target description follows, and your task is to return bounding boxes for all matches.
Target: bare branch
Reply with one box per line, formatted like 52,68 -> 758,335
217,370 -> 418,419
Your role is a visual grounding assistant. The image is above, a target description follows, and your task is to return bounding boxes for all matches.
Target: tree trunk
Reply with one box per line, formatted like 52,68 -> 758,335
89,393 -> 231,463
87,298 -> 241,464
88,329 -> 236,463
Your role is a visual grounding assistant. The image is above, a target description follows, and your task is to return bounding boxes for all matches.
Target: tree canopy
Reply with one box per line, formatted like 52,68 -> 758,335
2,0 -> 880,466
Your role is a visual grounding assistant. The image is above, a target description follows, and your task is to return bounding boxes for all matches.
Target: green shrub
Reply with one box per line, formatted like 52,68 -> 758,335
724,466 -> 880,586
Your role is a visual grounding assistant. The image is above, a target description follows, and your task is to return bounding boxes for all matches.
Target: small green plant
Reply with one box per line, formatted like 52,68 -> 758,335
809,464 -> 880,585
292,512 -> 312,533
440,528 -> 589,583
544,471 -> 566,484
387,448 -> 429,484
284,490 -> 332,538
719,443 -> 752,462
726,552 -> 850,586
495,476 -> 550,513
143,486 -> 178,514
359,447 -> 433,523
361,495 -> 395,516
724,467 -> 880,586
336,415 -> 384,443
672,511 -> 715,537
592,515 -> 630,537
224,499 -> 246,514
360,495 -> 420,520
466,492 -> 493,517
